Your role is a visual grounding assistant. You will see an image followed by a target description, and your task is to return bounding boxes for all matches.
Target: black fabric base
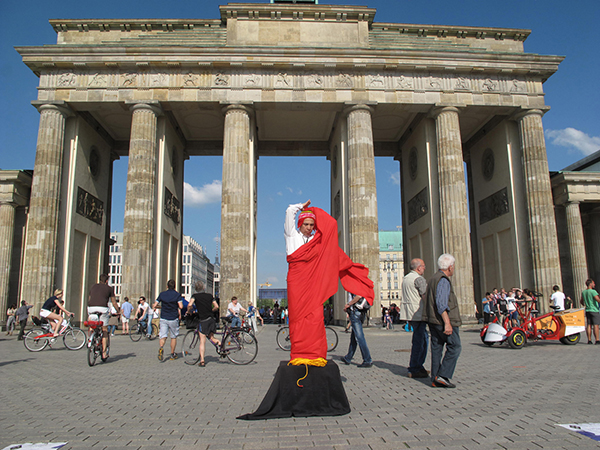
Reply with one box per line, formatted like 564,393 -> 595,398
237,360 -> 350,420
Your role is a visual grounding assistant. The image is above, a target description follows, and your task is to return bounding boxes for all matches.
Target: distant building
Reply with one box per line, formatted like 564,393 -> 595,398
108,232 -> 214,300
379,229 -> 403,307
258,288 -> 287,303
108,232 -> 123,297
181,235 -> 213,299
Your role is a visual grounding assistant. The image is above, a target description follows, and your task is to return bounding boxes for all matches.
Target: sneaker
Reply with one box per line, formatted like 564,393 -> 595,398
158,347 -> 164,361
432,376 -> 456,388
170,353 -> 178,360
340,356 -> 351,365
357,362 -> 373,368
408,369 -> 430,379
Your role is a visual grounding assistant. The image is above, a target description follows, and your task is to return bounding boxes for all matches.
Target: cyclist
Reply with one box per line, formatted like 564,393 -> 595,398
187,281 -> 220,366
87,274 -> 120,359
40,289 -> 73,337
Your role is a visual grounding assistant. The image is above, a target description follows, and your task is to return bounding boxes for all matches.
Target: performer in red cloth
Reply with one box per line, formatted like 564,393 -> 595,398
285,200 -> 374,364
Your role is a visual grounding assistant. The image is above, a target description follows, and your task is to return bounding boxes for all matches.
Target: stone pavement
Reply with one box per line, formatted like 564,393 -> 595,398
1,324 -> 599,450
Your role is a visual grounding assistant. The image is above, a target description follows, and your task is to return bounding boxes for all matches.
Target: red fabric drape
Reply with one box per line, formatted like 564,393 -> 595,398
287,207 -> 374,361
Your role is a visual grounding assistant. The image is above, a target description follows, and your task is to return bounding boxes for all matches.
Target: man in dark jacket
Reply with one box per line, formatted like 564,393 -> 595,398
422,254 -> 461,388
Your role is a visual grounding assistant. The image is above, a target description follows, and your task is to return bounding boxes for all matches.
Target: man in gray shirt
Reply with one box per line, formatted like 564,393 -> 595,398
400,258 -> 428,378
15,300 -> 33,340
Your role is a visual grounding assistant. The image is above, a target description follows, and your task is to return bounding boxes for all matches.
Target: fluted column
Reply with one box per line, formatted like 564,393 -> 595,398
220,104 -> 253,315
565,202 -> 588,296
517,109 -> 561,307
346,104 -> 380,315
122,103 -> 161,301
0,202 -> 16,316
433,106 -> 474,320
21,104 -> 70,309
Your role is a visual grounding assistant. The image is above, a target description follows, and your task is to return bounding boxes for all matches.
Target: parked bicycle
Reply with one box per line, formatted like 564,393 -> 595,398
276,325 -> 338,352
182,316 -> 258,365
129,319 -> 158,342
23,316 -> 86,352
85,318 -> 110,366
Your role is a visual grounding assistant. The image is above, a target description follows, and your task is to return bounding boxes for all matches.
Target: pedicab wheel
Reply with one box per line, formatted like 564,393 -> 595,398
507,329 -> 526,349
559,333 -> 581,345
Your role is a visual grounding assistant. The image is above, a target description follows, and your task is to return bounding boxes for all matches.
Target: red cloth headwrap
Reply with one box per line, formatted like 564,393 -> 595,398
287,207 -> 374,361
297,210 -> 316,228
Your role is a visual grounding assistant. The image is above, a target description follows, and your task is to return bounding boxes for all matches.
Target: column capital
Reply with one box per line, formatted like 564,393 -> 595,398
343,102 -> 376,115
31,101 -> 73,118
221,102 -> 254,117
126,101 -> 163,116
512,107 -> 549,122
430,105 -> 462,118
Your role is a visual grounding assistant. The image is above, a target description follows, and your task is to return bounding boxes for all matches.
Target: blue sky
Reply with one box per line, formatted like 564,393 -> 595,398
1,0 -> 599,290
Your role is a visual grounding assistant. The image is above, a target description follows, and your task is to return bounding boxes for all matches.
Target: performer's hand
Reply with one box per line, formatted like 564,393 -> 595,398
302,199 -> 311,209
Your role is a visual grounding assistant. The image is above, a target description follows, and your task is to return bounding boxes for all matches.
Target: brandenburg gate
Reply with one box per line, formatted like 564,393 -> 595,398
10,1 -> 564,322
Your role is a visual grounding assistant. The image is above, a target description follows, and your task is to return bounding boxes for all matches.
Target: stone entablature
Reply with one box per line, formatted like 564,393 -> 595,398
551,172 -> 600,204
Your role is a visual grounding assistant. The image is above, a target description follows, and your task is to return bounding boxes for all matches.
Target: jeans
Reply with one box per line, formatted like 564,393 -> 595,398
107,324 -> 116,335
408,321 -> 429,374
428,323 -> 461,380
230,315 -> 241,328
345,309 -> 372,364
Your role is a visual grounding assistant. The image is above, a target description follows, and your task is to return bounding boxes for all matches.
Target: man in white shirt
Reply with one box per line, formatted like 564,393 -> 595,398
284,200 -> 315,256
550,285 -> 566,311
227,297 -> 247,328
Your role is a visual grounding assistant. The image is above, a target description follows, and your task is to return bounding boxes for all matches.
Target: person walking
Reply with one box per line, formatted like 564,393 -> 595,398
120,297 -> 134,335
154,279 -> 183,361
341,292 -> 373,368
6,304 -> 16,335
15,300 -> 33,340
422,254 -> 462,388
581,279 -> 600,344
187,281 -> 220,366
400,258 -> 429,379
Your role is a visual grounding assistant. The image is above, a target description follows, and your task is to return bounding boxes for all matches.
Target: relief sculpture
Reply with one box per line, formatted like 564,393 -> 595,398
76,187 -> 104,225
214,73 -> 229,86
164,187 -> 181,224
407,187 -> 429,225
479,187 -> 509,225
58,72 -> 76,87
336,73 -> 352,87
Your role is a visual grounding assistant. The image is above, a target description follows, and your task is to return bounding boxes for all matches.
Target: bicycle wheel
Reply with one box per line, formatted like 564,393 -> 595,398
63,328 -> 86,350
276,326 -> 291,351
560,333 -> 581,345
24,329 -> 49,352
182,330 -> 201,365
101,333 -> 110,362
87,334 -> 99,366
148,323 -> 159,340
130,322 -> 142,342
225,330 -> 258,365
325,326 -> 338,352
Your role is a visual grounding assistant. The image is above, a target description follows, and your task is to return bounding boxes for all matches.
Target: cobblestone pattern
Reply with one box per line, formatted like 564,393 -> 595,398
1,325 -> 599,449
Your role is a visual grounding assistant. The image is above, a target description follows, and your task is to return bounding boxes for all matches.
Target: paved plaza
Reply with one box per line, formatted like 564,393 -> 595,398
1,323 -> 599,450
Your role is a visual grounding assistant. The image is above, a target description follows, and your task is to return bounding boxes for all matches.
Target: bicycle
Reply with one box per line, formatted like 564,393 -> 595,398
129,319 -> 158,342
23,316 -> 86,352
181,316 -> 258,365
85,318 -> 110,366
276,325 -> 339,352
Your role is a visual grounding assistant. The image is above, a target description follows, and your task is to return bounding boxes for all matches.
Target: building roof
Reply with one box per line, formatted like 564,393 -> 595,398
379,229 -> 402,252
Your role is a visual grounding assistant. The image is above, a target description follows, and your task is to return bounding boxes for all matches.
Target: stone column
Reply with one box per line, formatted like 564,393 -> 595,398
433,106 -> 475,320
516,109 -> 561,306
220,104 -> 253,316
565,202 -> 588,296
122,103 -> 161,301
0,202 -> 16,316
346,104 -> 380,316
21,103 -> 70,308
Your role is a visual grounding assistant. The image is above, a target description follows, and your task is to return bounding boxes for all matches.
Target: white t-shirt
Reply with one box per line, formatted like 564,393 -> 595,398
551,291 -> 565,311
228,302 -> 242,317
284,203 -> 315,256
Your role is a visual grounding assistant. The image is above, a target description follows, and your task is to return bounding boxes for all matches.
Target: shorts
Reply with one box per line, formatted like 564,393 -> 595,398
159,318 -> 179,339
87,306 -> 110,326
199,316 -> 217,337
121,316 -> 130,324
510,311 -> 519,321
40,309 -> 59,323
585,311 -> 600,326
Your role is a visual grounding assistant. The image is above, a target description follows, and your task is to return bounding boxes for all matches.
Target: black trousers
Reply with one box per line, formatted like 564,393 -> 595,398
18,319 -> 27,340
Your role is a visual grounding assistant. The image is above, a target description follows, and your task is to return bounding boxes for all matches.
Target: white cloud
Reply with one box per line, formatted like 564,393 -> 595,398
277,191 -> 283,196
545,128 -> 600,156
389,171 -> 400,186
286,187 -> 293,193
213,235 -> 220,243
183,180 -> 222,208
